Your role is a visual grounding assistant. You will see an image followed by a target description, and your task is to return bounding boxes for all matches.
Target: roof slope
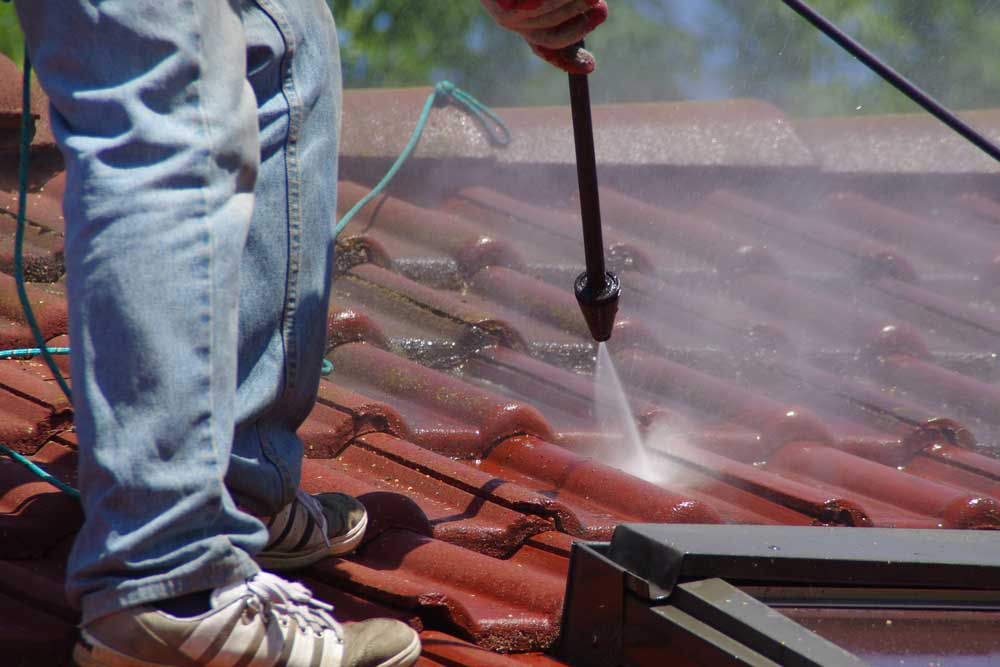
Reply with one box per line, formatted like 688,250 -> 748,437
3,70 -> 1000,664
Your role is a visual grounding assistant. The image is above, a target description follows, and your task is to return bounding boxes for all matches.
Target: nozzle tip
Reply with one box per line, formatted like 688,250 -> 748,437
575,271 -> 621,342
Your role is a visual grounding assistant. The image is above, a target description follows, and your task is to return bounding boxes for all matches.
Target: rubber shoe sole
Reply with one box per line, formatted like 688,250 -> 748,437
72,618 -> 420,667
376,632 -> 421,667
256,510 -> 368,570
73,635 -> 166,667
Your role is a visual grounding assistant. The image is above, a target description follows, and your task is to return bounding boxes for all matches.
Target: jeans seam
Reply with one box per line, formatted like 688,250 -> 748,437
189,0 -> 225,509
256,422 -> 294,508
249,0 -> 300,507
254,0 -> 302,391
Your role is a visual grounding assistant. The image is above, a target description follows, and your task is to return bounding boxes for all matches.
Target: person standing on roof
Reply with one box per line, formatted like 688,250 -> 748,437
13,1 -> 607,666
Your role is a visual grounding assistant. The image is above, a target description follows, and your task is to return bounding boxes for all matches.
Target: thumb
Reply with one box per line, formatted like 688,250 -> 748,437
531,42 -> 596,75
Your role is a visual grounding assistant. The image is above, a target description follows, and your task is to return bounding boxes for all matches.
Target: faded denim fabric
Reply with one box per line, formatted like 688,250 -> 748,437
15,0 -> 341,624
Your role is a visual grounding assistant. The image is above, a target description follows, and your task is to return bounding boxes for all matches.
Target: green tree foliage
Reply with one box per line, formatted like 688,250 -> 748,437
2,1 -> 999,117
694,0 -> 1000,115
0,3 -> 23,68
332,0 -> 1000,115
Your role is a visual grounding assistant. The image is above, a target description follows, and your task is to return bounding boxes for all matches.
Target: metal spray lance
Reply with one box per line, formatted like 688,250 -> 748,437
567,41 -> 620,342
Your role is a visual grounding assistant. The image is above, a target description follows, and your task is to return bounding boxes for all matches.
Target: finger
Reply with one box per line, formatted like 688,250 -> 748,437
497,0 -> 598,21
532,43 -> 596,75
523,3 -> 607,49
502,0 -> 598,30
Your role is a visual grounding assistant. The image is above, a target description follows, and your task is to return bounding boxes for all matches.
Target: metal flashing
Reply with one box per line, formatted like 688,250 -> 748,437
560,525 -> 1000,666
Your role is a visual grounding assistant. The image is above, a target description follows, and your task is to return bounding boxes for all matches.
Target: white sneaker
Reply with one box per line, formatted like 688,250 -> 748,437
73,572 -> 420,667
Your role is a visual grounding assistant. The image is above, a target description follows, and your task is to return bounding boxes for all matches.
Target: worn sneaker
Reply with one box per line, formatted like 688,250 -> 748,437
73,572 -> 421,667
256,489 -> 368,570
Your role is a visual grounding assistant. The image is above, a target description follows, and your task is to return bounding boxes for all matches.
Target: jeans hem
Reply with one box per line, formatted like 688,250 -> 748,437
78,552 -> 261,626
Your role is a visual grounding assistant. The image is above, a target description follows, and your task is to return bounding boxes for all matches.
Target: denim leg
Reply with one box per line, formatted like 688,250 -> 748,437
15,1 -> 264,623
227,0 -> 341,516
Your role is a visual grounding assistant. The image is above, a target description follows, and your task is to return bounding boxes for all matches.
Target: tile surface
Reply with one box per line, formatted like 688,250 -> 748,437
3,67 -> 1000,663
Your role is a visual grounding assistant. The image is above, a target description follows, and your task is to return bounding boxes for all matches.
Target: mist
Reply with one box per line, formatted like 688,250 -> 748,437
331,1 -> 1000,529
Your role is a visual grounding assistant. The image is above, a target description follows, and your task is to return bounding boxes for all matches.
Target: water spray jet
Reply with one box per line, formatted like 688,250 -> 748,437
567,42 -> 620,343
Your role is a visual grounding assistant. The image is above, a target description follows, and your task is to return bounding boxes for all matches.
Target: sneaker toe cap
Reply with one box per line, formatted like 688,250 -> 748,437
316,492 -> 367,533
341,619 -> 420,667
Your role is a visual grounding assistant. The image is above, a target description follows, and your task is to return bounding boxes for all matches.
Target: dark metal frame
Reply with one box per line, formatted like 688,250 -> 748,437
558,525 -> 1000,666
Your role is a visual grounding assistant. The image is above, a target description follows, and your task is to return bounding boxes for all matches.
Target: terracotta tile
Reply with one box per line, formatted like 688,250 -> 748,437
469,266 -> 590,340
875,354 -> 1000,429
329,343 -> 554,457
0,440 -> 81,557
615,349 -> 835,459
769,442 -> 1000,529
904,454 -> 1000,500
5,85 -> 1000,662
918,442 -> 1000,480
327,301 -> 390,351
308,448 -> 551,558
823,191 -> 996,272
0,544 -> 75,622
741,356 -> 974,466
651,442 -> 872,526
419,630 -> 566,667
310,529 -> 565,651
355,433 -> 640,539
618,269 -> 789,351
674,467 -> 816,526
334,264 -> 529,351
863,277 -> 1000,350
0,270 -> 69,341
0,388 -> 67,456
338,182 -> 526,279
444,186 -> 658,273
334,233 -> 395,276
0,175 -> 69,237
0,358 -> 72,414
732,273 -> 931,358
0,217 -> 64,283
0,590 -> 76,665
694,189 -> 919,282
315,378 -> 409,441
482,435 -> 723,533
299,402 -> 355,459
599,186 -> 777,276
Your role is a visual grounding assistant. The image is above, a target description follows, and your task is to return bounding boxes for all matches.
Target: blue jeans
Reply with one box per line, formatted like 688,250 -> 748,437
15,0 -> 341,624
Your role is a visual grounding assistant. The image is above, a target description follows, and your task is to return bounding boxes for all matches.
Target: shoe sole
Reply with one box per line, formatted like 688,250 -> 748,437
378,632 -> 422,667
73,636 -> 165,667
256,511 -> 368,571
73,627 -> 421,667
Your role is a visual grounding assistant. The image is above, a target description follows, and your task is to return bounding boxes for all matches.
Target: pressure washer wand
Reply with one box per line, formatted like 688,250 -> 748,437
568,43 -> 620,342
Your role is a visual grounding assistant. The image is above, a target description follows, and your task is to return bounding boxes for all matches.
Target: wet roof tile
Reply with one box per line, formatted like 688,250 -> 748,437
310,529 -> 566,652
0,590 -> 76,665
4,77 -> 1000,662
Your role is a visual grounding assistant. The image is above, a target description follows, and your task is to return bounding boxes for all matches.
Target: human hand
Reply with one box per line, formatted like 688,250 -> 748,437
479,0 -> 609,74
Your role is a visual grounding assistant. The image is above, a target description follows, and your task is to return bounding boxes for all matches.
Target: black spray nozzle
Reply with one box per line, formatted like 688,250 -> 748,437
568,41 -> 621,342
575,270 -> 620,342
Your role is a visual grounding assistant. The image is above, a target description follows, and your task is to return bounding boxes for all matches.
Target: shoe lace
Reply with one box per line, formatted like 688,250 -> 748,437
244,572 -> 342,639
296,489 -> 332,550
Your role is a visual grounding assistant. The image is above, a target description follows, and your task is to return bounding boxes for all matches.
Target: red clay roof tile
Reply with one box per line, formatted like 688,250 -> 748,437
4,83 -> 1000,662
310,529 -> 565,652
